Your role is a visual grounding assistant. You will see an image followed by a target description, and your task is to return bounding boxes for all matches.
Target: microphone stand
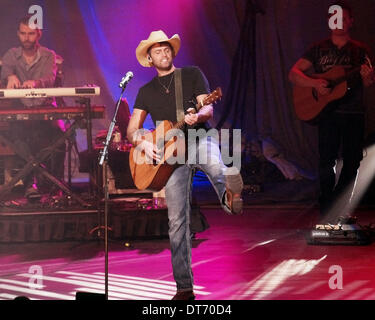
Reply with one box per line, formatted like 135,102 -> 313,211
98,77 -> 131,300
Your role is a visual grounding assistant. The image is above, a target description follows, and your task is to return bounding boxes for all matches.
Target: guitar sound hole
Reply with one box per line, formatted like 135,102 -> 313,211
141,150 -> 160,166
312,88 -> 318,101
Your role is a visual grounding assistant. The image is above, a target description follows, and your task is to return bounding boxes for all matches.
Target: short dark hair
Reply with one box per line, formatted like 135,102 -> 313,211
18,14 -> 41,31
329,1 -> 353,18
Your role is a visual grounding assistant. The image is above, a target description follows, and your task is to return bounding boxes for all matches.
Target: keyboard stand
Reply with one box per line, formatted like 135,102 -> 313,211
0,118 -> 90,207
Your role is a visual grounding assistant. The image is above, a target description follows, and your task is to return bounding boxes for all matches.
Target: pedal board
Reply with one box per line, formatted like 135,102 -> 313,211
306,223 -> 372,246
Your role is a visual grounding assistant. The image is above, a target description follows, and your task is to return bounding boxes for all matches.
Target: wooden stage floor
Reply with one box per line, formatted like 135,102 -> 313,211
0,204 -> 375,300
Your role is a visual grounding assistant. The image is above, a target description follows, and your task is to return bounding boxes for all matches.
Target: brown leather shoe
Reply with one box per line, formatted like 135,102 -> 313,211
224,171 -> 244,215
172,290 -> 195,300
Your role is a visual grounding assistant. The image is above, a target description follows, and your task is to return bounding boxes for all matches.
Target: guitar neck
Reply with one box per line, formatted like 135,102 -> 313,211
173,88 -> 222,130
330,66 -> 361,87
173,101 -> 203,130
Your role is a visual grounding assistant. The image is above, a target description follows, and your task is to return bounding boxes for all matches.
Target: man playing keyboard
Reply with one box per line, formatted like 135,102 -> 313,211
0,15 -> 65,200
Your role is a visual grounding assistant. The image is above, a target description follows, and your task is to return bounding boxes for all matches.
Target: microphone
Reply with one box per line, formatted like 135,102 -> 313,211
119,71 -> 133,88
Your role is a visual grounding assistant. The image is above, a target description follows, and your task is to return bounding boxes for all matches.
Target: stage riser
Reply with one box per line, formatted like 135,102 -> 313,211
0,208 -> 209,243
0,213 -> 103,243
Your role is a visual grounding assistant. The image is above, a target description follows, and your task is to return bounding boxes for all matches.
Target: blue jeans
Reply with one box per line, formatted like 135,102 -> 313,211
165,135 -> 229,291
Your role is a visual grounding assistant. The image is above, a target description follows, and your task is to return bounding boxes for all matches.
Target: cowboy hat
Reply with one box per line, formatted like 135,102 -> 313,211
136,30 -> 181,67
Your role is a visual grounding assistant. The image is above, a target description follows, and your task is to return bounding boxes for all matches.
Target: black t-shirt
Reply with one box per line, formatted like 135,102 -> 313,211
134,66 -> 210,128
302,38 -> 373,113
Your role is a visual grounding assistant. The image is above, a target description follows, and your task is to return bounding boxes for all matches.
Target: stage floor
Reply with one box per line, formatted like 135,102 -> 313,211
1,205 -> 375,300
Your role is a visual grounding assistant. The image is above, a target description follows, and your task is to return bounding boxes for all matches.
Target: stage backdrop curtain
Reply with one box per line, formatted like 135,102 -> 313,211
0,0 -> 374,186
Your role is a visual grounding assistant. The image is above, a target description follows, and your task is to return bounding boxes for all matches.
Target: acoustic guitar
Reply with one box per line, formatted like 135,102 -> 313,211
293,65 -> 361,121
129,87 -> 223,191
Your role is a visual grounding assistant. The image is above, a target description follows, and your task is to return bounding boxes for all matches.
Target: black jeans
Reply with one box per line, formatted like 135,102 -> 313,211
318,112 -> 364,217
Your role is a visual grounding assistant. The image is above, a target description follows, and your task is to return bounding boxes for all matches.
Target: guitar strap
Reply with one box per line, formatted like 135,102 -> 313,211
174,68 -> 185,122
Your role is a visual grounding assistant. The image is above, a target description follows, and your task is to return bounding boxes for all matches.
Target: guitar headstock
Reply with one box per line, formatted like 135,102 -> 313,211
203,87 -> 223,106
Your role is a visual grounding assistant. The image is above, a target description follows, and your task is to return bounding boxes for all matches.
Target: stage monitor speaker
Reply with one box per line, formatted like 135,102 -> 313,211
107,150 -> 135,189
79,149 -> 136,190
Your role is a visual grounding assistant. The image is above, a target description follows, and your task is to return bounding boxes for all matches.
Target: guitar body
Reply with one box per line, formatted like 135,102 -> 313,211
129,120 -> 183,191
128,87 -> 222,191
293,66 -> 348,121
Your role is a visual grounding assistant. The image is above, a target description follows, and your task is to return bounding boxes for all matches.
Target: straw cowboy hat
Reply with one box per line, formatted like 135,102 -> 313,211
136,30 -> 181,67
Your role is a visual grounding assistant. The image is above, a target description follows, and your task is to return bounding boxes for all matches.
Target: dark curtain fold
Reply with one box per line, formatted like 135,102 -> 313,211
255,0 -> 321,179
216,0 -> 260,142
